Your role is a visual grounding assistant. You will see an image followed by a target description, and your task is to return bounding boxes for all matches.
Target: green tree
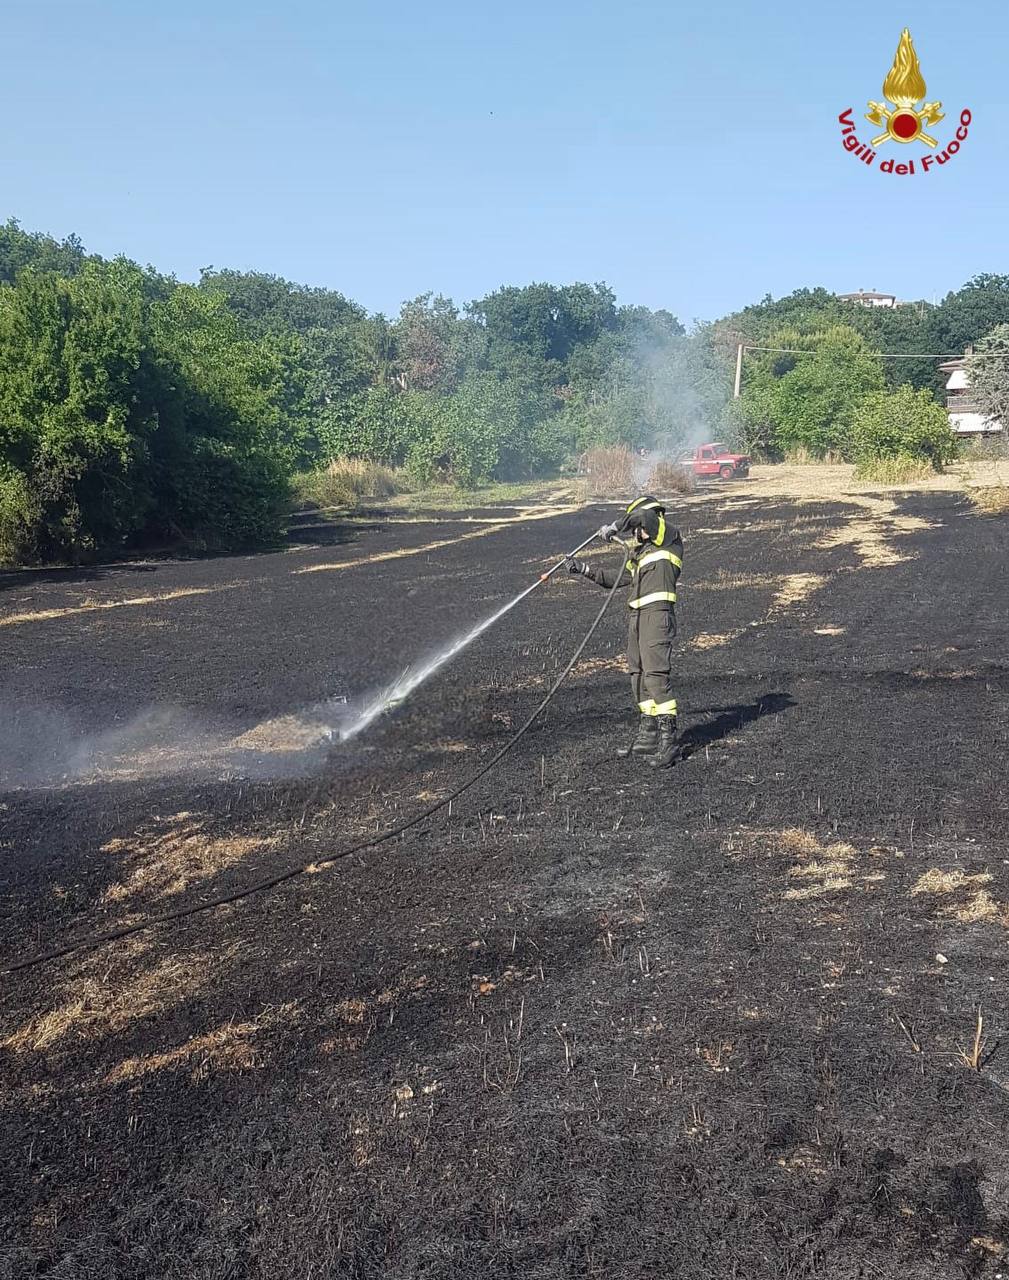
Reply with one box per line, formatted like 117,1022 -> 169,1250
931,275 -> 1009,356
198,268 -> 364,336
848,385 -> 957,469
146,286 -> 300,546
405,373 -> 554,487
739,325 -> 885,457
0,218 -> 90,286
966,324 -> 1009,431
469,282 -> 618,391
0,262 -> 151,560
393,293 -> 462,392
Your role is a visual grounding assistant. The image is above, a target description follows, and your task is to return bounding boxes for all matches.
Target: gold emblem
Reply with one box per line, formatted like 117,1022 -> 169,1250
865,28 -> 944,147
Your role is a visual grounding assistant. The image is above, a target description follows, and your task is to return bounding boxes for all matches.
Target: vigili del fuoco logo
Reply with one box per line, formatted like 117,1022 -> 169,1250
838,28 -> 972,176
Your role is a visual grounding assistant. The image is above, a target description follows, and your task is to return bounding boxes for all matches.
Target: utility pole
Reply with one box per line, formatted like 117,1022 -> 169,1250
733,343 -> 744,399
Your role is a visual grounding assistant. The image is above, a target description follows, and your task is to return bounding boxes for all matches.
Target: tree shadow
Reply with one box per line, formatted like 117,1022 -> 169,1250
675,692 -> 796,762
284,511 -> 383,548
0,562 -> 159,595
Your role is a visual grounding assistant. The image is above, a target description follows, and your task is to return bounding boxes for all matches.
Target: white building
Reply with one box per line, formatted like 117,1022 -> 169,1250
838,289 -> 898,309
939,347 -> 1004,436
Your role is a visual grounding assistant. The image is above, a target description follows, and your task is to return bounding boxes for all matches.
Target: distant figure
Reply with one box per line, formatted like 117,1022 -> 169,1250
567,495 -> 682,768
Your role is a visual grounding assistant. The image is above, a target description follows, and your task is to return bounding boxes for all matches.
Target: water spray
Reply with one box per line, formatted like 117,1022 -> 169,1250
336,530 -> 602,741
5,540 -> 628,975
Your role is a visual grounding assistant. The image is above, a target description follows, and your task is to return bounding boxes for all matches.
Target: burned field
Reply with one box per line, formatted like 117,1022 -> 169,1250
2,485 -> 1009,1279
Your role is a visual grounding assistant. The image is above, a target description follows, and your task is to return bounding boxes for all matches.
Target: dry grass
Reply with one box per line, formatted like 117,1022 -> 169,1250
816,495 -> 933,568
298,504 -> 581,576
957,1009 -> 986,1073
577,447 -> 635,498
853,457 -> 936,486
969,485 -> 1009,515
2,949 -> 220,1055
0,584 -> 244,629
689,630 -> 746,650
770,572 -> 827,611
694,570 -> 777,592
763,829 -> 862,902
911,868 -> 1007,925
105,1006 -> 298,1084
99,811 -> 283,908
912,868 -> 993,896
648,460 -> 696,494
230,714 -> 333,754
570,655 -> 625,679
293,458 -> 407,510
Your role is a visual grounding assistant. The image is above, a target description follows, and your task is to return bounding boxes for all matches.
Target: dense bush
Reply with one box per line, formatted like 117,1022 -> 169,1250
0,259 -> 298,560
847,385 -> 958,471
4,216 -> 1009,565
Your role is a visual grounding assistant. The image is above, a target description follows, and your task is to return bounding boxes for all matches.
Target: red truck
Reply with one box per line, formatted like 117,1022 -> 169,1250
677,442 -> 751,480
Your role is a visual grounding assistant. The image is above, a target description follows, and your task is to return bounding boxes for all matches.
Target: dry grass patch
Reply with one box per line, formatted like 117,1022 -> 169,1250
295,522 -> 509,575
0,584 -> 245,629
570,655 -> 625,678
755,828 -> 884,902
105,1005 -> 298,1084
770,572 -> 828,611
911,868 -> 1008,926
690,520 -> 788,537
815,495 -> 935,568
101,812 -> 283,907
2,949 -> 222,1055
231,714 -> 333,754
968,486 -> 1009,515
648,460 -> 696,494
576,447 -> 635,498
690,630 -> 746,650
695,570 -> 777,592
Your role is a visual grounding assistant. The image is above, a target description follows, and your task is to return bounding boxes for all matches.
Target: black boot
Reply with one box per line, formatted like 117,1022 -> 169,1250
616,714 -> 659,758
648,715 -> 679,768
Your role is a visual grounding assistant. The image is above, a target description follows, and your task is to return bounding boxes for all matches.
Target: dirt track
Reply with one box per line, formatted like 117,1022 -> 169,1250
2,476 -> 1009,1278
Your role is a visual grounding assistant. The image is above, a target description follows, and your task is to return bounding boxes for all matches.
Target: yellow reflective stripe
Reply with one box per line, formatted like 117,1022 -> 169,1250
637,549 -> 682,570
625,497 -> 661,514
625,559 -> 636,573
629,591 -> 677,609
638,699 -> 658,715
653,699 -> 677,715
656,514 -> 666,546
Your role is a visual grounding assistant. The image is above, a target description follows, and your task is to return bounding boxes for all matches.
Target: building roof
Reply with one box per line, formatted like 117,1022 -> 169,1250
837,290 -> 896,301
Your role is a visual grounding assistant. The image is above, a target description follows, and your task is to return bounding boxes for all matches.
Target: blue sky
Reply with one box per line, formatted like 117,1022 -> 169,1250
2,0 -> 1007,324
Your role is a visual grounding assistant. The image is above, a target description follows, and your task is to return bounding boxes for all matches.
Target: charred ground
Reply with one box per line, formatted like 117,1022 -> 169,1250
2,482 -> 1009,1279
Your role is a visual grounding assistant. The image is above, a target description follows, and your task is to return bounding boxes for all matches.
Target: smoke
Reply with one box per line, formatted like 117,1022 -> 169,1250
625,324 -> 736,491
0,697 -> 350,792
0,582 -> 546,789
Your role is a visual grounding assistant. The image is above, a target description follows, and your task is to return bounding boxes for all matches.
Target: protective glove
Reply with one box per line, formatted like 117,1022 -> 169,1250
596,522 -> 620,542
567,558 -> 589,575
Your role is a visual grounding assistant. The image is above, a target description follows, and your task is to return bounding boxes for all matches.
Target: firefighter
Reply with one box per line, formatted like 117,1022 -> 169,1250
567,495 -> 682,767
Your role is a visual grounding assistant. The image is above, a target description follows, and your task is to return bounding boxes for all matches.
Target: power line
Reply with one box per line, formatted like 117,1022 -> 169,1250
742,345 -> 1009,360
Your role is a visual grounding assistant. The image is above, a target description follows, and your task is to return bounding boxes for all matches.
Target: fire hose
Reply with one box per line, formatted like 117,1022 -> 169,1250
5,536 -> 626,975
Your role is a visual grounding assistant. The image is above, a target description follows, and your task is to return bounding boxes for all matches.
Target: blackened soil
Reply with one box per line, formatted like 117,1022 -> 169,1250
2,492 -> 1009,1279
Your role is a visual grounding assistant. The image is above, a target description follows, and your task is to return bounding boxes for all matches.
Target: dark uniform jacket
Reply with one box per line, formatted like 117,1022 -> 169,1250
584,517 -> 683,609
